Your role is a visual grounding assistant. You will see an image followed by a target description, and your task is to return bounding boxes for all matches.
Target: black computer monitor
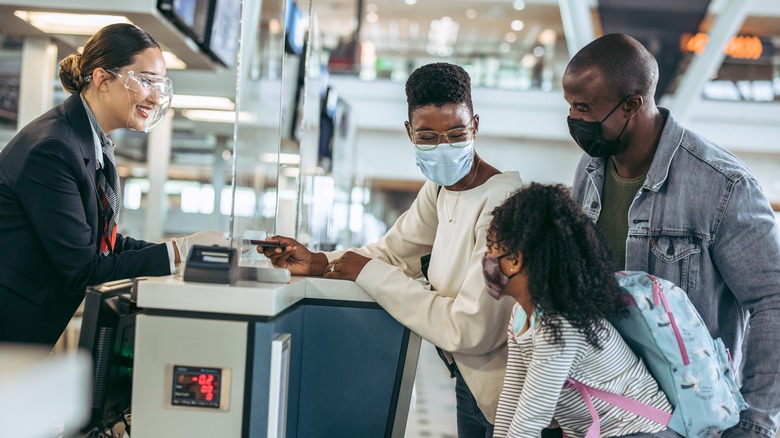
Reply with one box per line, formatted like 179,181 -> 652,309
205,0 -> 241,67
284,0 -> 306,55
158,0 -> 213,45
78,279 -> 141,434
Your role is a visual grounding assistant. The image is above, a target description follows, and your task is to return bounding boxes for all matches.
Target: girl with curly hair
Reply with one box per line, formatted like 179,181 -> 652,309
485,183 -> 680,438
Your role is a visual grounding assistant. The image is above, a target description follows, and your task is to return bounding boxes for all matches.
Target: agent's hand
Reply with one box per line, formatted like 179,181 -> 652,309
258,235 -> 328,276
171,231 -> 228,264
323,251 -> 371,282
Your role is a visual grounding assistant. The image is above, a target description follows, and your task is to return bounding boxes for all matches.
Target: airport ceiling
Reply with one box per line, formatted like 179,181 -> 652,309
1,0 -> 779,87
313,0 -> 780,98
313,0 -> 780,54
1,0 -> 778,176
314,0 -> 569,57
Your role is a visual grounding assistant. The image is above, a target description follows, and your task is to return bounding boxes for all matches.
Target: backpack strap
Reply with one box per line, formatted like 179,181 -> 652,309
565,377 -> 672,436
564,378 -> 601,438
649,276 -> 690,365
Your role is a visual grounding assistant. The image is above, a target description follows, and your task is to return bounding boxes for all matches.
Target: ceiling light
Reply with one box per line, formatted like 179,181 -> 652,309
465,9 -> 478,19
366,12 -> 379,24
513,0 -> 526,11
533,46 -> 545,57
181,109 -> 251,124
172,95 -> 235,110
521,54 -> 537,68
269,18 -> 282,34
14,10 -> 131,35
505,32 -> 517,43
538,29 -> 557,45
162,51 -> 187,70
499,42 -> 511,53
427,17 -> 459,57
511,20 -> 524,31
405,0 -> 417,5
360,40 -> 377,64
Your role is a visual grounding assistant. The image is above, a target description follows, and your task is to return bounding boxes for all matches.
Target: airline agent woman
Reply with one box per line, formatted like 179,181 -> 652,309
0,23 -> 222,346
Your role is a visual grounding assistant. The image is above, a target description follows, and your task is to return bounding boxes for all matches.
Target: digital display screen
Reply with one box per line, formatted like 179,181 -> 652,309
173,0 -> 210,43
172,0 -> 197,28
172,365 -> 222,408
201,251 -> 230,263
208,0 -> 241,67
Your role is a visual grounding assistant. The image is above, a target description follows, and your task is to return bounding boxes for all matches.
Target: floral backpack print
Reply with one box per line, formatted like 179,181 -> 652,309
566,271 -> 748,438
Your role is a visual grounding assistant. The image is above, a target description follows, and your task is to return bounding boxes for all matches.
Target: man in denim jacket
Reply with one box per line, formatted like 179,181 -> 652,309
564,34 -> 780,438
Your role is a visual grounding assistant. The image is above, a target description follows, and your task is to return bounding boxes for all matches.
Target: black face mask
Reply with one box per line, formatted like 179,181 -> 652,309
567,95 -> 631,158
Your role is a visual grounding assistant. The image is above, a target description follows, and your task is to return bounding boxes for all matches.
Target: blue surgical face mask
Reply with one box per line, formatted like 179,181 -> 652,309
414,140 -> 474,187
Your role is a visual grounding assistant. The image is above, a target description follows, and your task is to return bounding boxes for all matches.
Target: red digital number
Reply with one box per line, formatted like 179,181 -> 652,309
197,374 -> 215,385
199,374 -> 215,399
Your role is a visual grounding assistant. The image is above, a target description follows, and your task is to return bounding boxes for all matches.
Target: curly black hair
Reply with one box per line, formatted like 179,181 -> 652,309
405,62 -> 473,120
487,183 -> 627,349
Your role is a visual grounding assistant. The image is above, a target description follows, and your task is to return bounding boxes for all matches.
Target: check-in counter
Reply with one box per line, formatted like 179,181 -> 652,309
130,275 -> 420,438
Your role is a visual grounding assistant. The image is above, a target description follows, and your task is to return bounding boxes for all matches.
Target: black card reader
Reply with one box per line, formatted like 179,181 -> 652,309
183,245 -> 238,284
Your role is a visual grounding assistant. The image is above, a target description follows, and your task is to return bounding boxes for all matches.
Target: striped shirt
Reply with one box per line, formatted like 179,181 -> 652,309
493,304 -> 672,438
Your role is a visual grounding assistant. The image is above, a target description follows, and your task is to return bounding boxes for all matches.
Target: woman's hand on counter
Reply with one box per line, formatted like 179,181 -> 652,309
258,235 -> 329,276
324,251 -> 371,282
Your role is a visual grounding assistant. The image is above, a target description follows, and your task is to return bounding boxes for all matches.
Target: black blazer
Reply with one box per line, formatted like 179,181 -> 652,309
0,94 -> 171,345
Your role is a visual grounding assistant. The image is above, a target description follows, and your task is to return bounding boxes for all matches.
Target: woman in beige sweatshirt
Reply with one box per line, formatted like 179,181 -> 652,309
261,62 -> 523,437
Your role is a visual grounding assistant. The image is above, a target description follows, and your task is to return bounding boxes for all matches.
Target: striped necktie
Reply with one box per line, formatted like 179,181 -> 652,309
97,137 -> 120,255
81,96 -> 121,256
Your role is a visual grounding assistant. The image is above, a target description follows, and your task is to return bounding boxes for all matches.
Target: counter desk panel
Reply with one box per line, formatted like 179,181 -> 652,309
131,275 -> 420,437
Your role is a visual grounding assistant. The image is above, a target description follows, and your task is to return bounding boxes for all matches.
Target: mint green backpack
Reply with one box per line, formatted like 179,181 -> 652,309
567,272 -> 748,437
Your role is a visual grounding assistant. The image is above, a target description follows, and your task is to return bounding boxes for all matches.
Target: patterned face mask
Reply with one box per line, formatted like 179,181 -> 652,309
481,252 -> 519,300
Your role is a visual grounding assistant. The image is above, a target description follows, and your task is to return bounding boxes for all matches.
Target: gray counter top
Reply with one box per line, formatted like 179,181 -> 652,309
135,275 -> 375,317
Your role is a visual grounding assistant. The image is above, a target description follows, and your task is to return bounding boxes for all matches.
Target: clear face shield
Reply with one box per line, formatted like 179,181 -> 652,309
107,68 -> 173,132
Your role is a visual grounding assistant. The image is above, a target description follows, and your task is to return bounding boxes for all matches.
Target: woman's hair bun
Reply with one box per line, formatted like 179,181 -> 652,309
58,53 -> 84,94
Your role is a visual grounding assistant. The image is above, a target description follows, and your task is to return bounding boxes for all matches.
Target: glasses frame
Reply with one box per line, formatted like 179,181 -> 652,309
106,68 -> 173,97
410,114 -> 478,151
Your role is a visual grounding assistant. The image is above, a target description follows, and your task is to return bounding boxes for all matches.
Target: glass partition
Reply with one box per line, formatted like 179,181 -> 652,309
229,0 -> 288,264
229,0 -> 329,262
295,11 -> 335,250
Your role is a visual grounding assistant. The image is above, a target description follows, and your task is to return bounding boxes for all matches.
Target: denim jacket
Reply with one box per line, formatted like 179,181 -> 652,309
572,108 -> 780,438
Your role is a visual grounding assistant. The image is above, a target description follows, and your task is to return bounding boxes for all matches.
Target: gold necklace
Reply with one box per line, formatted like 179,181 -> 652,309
444,159 -> 481,223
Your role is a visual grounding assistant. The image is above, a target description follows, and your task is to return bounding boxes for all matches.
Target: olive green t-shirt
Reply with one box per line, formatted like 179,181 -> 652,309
597,160 -> 646,268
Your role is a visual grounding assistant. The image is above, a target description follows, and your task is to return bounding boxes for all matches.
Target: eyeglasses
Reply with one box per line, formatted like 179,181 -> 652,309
106,68 -> 173,97
410,115 -> 477,151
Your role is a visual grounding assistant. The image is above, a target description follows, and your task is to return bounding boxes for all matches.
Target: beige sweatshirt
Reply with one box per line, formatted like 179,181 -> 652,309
327,171 -> 523,422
